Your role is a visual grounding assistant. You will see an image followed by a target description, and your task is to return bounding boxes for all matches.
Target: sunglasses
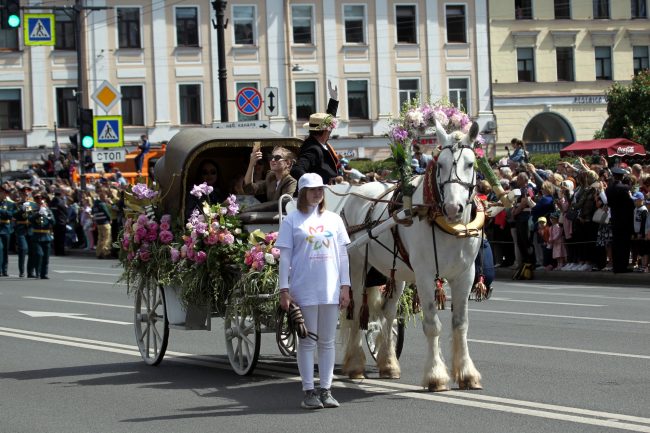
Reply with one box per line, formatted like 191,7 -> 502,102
268,155 -> 284,162
202,170 -> 217,176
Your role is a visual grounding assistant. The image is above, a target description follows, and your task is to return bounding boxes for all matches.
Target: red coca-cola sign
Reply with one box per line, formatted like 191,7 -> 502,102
616,146 -> 636,154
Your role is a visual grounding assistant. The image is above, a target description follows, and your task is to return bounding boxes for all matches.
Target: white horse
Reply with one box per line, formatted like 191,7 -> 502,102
340,121 -> 483,391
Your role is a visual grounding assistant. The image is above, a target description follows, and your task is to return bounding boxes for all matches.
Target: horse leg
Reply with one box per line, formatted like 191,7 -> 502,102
341,256 -> 366,379
376,281 -> 404,379
417,277 -> 450,391
449,274 -> 483,390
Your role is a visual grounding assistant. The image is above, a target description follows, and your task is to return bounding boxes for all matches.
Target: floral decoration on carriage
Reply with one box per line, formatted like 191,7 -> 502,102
116,182 -> 280,317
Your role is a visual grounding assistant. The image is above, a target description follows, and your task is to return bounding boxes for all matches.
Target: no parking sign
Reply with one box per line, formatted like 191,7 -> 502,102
236,87 -> 262,116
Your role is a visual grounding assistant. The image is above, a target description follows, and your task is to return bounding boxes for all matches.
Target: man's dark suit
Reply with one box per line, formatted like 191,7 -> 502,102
605,180 -> 634,273
291,99 -> 339,185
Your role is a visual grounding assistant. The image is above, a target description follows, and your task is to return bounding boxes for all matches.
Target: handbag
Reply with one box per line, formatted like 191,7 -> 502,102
565,208 -> 579,221
592,207 -> 609,224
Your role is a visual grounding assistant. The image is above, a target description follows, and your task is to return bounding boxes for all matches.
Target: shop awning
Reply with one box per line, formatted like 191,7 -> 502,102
559,138 -> 646,157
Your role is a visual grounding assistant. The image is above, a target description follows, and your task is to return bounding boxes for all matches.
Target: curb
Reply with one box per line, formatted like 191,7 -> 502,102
495,267 -> 649,287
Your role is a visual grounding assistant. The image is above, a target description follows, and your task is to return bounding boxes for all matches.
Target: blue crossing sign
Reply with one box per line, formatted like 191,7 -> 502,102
236,87 -> 262,116
93,116 -> 123,148
24,14 -> 56,46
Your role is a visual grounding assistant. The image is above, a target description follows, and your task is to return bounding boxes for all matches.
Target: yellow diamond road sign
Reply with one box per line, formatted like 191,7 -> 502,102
91,81 -> 122,113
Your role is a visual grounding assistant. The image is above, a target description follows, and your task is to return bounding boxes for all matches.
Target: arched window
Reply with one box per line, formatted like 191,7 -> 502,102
523,113 -> 574,153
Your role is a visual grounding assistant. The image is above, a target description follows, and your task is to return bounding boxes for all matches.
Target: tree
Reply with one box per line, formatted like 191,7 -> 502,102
595,69 -> 650,150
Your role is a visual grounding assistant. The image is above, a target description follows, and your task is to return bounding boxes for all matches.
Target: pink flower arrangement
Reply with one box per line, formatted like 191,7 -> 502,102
243,230 -> 280,272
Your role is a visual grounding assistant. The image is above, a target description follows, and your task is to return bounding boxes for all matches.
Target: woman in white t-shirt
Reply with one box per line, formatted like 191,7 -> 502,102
276,173 -> 351,410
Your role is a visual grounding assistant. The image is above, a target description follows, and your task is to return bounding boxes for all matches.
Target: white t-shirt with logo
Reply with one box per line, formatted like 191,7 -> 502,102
276,207 -> 350,306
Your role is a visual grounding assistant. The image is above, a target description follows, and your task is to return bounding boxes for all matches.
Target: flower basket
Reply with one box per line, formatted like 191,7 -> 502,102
162,285 -> 210,329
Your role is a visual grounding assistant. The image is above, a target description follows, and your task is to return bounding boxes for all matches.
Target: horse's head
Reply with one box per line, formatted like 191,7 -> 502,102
434,120 -> 479,222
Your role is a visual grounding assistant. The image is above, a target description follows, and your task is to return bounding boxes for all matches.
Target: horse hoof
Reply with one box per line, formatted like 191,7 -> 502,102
379,370 -> 400,379
458,379 -> 483,390
427,383 -> 450,392
347,371 -> 365,380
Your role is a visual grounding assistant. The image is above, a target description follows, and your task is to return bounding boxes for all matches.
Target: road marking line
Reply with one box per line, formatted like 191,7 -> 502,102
64,279 -> 126,286
497,289 -> 650,301
469,339 -> 650,360
19,310 -> 131,325
2,326 -> 650,431
53,270 -> 120,276
489,297 -> 604,307
470,308 -> 650,324
24,296 -> 132,309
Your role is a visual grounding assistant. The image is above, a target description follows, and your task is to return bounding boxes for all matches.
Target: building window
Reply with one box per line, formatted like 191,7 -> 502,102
396,5 -> 417,44
121,86 -> 144,126
593,0 -> 609,18
56,88 -> 77,128
446,5 -> 467,43
554,0 -> 571,19
398,79 -> 419,109
347,80 -> 369,119
515,0 -> 533,19
179,84 -> 202,124
291,5 -> 313,44
632,0 -> 647,18
295,81 -> 316,120
0,89 -> 22,130
54,10 -> 76,50
633,46 -> 649,75
556,47 -> 574,81
448,78 -> 469,111
344,5 -> 365,44
595,46 -> 612,80
176,7 -> 198,47
517,47 -> 535,82
233,5 -> 255,45
117,8 -> 141,49
236,82 -> 259,121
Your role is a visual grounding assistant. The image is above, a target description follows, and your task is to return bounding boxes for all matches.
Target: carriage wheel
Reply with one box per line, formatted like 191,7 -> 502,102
224,304 -> 261,375
134,284 -> 169,366
365,318 -> 405,362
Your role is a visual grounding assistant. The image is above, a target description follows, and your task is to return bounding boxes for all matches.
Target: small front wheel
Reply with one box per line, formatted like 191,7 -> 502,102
224,304 -> 261,375
365,318 -> 405,362
134,284 -> 169,365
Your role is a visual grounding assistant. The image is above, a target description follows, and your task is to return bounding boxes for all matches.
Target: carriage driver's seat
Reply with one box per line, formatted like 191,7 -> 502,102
238,194 -> 295,225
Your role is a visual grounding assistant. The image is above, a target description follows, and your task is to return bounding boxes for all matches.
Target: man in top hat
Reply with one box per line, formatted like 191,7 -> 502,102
0,184 -> 17,276
606,166 -> 635,273
14,185 -> 39,277
291,80 -> 340,186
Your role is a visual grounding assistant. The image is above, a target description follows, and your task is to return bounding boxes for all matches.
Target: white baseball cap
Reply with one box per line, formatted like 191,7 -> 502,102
298,173 -> 325,191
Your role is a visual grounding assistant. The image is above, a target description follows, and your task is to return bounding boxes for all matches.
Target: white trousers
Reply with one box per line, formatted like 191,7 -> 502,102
297,304 -> 339,391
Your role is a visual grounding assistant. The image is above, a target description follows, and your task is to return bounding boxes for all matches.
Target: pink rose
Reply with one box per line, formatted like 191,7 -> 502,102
139,249 -> 151,262
186,248 -> 196,260
222,233 -> 234,245
121,238 -> 130,250
148,221 -> 159,232
127,252 -> 135,261
159,221 -> 171,232
159,230 -> 174,244
137,214 -> 148,225
135,227 -> 147,240
161,214 -> 171,223
145,230 -> 158,242
271,247 -> 280,259
204,232 -> 219,245
244,253 -> 253,266
195,250 -> 207,264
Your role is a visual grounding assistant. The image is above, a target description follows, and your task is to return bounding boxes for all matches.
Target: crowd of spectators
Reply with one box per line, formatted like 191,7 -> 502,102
2,139 -> 650,276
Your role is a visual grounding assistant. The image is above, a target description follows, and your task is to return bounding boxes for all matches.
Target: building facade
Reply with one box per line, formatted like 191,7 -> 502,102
490,0 -> 650,153
0,0 -> 494,169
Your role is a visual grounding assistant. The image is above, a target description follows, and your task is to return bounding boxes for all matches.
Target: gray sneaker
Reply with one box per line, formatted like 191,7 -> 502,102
319,388 -> 340,408
301,390 -> 324,410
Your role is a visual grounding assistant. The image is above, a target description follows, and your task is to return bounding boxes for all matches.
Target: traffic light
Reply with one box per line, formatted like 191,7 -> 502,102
78,108 -> 94,150
6,0 -> 20,28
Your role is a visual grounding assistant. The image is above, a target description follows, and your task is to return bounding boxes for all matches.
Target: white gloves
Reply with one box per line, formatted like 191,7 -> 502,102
328,79 -> 338,101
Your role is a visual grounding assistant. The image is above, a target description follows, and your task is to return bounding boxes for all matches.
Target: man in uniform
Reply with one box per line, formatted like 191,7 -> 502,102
605,166 -> 635,273
0,184 -> 17,276
49,187 -> 69,256
92,190 -> 112,259
29,193 -> 54,279
14,186 -> 39,277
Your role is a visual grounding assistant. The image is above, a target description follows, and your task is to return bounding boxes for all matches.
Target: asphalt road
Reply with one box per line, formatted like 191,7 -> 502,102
1,254 -> 650,433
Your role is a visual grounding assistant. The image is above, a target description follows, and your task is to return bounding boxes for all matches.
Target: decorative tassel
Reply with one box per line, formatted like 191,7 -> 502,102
472,274 -> 488,302
384,268 -> 396,299
411,287 -> 421,314
359,291 -> 369,330
346,288 -> 355,320
435,278 -> 446,310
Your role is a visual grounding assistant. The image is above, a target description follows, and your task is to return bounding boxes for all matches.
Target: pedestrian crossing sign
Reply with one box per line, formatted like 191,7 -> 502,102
24,14 -> 56,46
93,116 -> 123,148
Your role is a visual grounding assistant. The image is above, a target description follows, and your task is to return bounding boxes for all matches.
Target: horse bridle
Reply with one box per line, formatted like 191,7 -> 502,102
435,143 -> 477,208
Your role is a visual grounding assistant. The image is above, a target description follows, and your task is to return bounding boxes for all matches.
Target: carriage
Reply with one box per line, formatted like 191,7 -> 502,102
126,128 -> 405,376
